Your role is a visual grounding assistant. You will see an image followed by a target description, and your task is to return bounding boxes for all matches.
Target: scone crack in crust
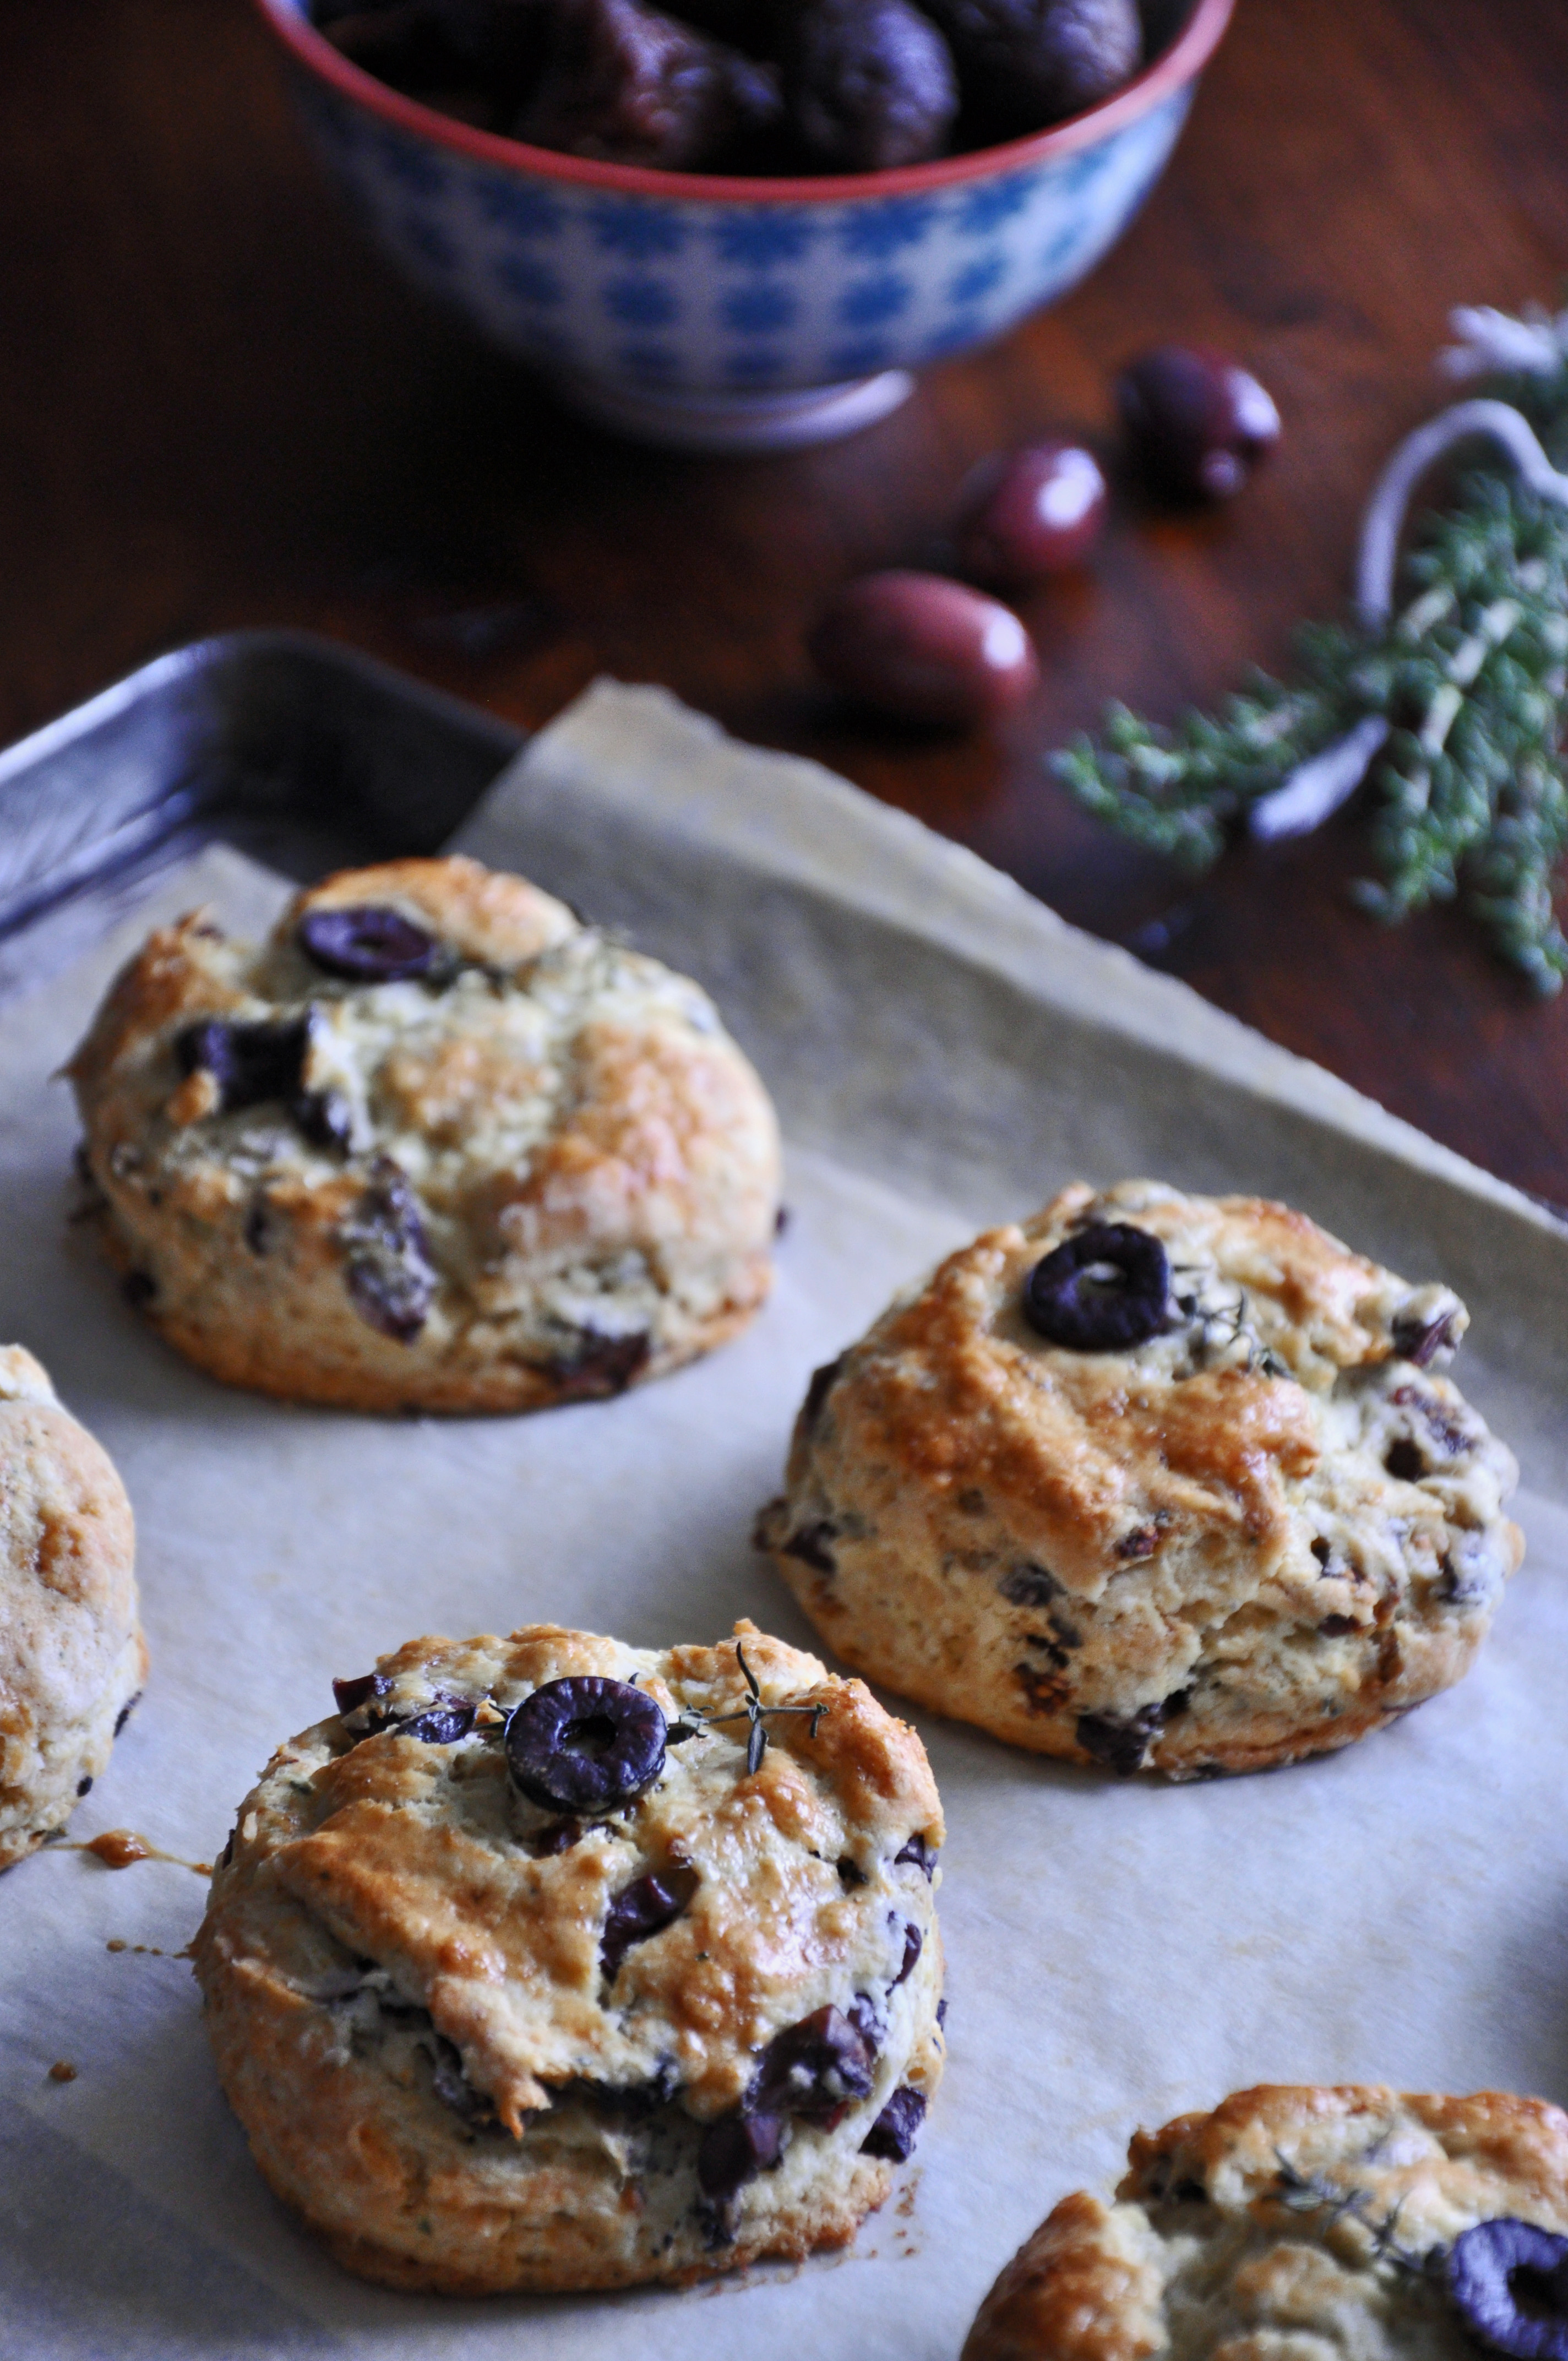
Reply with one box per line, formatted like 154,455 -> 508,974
961,2084 -> 1568,2361
0,1346 -> 145,1868
763,1179 -> 1522,1778
67,857 -> 781,1412
192,1620 -> 945,2294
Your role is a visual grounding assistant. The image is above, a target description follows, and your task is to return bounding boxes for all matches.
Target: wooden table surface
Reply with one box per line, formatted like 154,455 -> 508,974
5,0 -> 1568,1201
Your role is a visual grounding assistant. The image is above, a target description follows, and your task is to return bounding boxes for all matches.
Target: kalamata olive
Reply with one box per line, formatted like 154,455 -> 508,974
861,2085 -> 925,2161
519,0 -> 782,168
1023,1221 -> 1172,1351
298,905 -> 440,983
505,1674 -> 668,1813
176,1014 -> 311,1111
341,1156 -> 437,1343
1117,345 -> 1281,501
697,2108 -> 786,2203
918,0 -> 1140,135
1450,2219 -> 1568,2359
809,570 -> 1038,727
332,1671 -> 391,1716
781,0 -> 958,173
600,1864 -> 700,1978
753,2004 -> 875,2125
955,438 -> 1108,586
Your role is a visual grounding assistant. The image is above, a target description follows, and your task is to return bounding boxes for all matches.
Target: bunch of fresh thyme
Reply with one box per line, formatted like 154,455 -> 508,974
1057,304 -> 1568,993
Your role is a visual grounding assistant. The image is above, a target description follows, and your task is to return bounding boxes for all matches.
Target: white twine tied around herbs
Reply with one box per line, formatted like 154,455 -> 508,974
1248,307 -> 1568,843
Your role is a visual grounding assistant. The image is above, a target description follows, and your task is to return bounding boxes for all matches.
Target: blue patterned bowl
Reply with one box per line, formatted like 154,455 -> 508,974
255,0 -> 1234,451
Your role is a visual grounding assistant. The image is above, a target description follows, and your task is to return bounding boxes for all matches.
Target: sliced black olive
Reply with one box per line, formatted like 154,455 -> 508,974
504,1674 -> 667,1814
752,2004 -> 874,2127
541,1331 -> 651,1401
781,1520 -> 838,1574
1023,1222 -> 1172,1352
176,1014 -> 310,1111
1075,1697 -> 1185,1775
342,1157 -> 436,1343
1450,2218 -> 1568,2359
398,1699 -> 477,1745
298,905 -> 440,984
600,1865 -> 699,1979
696,2107 -> 785,2204
1392,1309 -> 1461,1367
332,1671 -> 391,1716
861,2085 -> 925,2162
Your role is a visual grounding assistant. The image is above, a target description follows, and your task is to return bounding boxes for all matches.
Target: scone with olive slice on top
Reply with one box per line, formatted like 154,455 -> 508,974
759,1178 -> 1522,1780
0,1345 -> 144,1868
963,2083 -> 1568,2361
192,1619 -> 944,2294
68,855 -> 780,1412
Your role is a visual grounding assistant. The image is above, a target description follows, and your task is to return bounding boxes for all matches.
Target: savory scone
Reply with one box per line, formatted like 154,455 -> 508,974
759,1178 -> 1522,1780
192,1618 -> 944,2294
68,856 -> 781,1413
0,1345 -> 144,1867
963,2083 -> 1568,2361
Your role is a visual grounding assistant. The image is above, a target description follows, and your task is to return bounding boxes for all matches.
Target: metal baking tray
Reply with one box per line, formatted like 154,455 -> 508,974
0,631 -> 523,999
6,642 -> 1568,2361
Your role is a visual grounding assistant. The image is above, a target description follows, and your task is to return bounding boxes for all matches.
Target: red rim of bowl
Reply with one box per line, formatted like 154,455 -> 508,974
252,0 -> 1235,205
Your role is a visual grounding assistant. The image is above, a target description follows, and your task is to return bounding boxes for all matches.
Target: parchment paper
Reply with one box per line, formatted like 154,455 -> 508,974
2,682 -> 1566,2361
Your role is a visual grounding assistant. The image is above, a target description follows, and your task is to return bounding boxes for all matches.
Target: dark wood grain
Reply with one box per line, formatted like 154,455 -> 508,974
3,0 -> 1568,1198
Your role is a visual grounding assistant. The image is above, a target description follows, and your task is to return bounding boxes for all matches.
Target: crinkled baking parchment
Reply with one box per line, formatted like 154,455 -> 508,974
2,681 -> 1566,2361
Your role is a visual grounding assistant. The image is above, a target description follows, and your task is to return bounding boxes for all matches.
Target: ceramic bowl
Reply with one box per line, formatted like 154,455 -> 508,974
254,0 -> 1234,452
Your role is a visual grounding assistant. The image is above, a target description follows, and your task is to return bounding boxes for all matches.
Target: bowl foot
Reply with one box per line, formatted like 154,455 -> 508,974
549,369 -> 914,454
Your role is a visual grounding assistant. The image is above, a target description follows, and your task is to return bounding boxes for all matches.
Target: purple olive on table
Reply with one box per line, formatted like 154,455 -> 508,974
518,0 -> 782,168
955,438 -> 1108,586
916,0 -> 1140,137
808,570 -> 1039,727
780,0 -> 959,173
1117,345 -> 1282,502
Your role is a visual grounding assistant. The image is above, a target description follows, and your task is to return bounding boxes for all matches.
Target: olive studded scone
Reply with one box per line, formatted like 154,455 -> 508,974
193,1619 -> 944,2293
759,1179 -> 1522,1779
68,856 -> 780,1412
962,2083 -> 1568,2361
0,1345 -> 144,1868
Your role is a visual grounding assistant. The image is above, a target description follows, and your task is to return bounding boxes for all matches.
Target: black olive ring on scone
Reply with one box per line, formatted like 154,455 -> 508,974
68,856 -> 781,1413
192,1620 -> 944,2294
759,1179 -> 1522,1780
962,2083 -> 1568,2361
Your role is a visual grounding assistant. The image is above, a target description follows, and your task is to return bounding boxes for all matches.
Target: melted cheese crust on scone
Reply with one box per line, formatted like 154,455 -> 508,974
761,1180 -> 1521,1778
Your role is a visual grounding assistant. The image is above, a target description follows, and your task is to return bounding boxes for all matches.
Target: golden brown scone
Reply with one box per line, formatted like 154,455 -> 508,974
962,2083 -> 1568,2361
759,1179 -> 1522,1779
68,856 -> 781,1413
0,1345 -> 144,1867
193,1619 -> 945,2294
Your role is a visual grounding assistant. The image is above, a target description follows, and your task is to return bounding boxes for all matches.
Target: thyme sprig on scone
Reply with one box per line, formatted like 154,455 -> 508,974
1270,2150 -> 1441,2281
669,1640 -> 829,1775
1057,301 -> 1568,992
